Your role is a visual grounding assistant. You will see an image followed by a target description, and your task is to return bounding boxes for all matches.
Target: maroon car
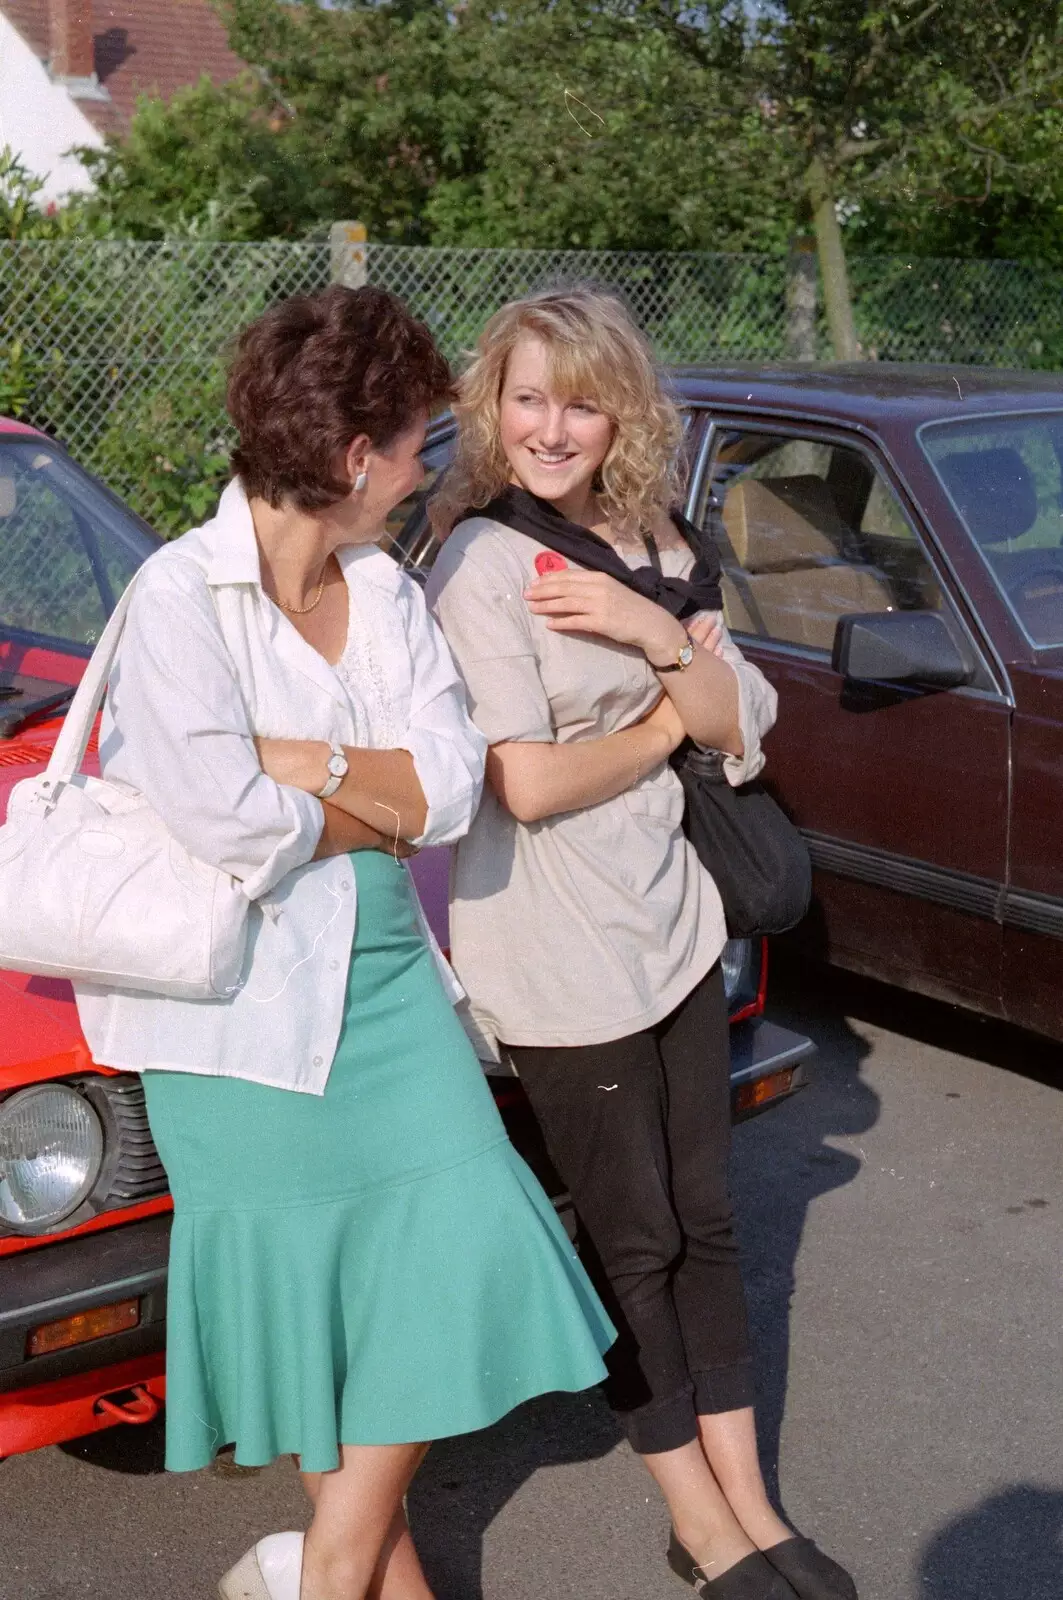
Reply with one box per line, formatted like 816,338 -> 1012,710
394,364 -> 1063,1043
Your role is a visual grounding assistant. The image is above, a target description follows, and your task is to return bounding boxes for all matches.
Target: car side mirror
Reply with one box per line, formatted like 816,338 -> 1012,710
832,612 -> 975,690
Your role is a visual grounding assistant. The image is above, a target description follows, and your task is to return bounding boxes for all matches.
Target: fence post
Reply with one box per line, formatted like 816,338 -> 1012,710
785,237 -> 817,361
330,221 -> 368,288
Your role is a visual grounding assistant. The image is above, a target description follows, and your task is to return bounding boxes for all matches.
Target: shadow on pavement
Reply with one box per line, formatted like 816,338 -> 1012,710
775,948 -> 1063,1092
57,1415 -> 165,1474
410,1389 -> 621,1600
919,1484 -> 1063,1599
732,967 -> 880,1510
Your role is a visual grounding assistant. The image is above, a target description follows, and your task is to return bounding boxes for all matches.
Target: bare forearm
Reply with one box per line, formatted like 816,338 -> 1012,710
329,747 -> 427,840
312,802 -> 407,861
488,722 -> 671,824
258,740 -> 428,841
655,644 -> 743,755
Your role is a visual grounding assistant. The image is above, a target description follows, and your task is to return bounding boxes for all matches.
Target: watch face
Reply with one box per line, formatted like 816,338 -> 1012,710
679,641 -> 695,667
327,753 -> 348,778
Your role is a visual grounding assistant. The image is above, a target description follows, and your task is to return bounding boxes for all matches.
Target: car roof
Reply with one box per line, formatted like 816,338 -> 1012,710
0,417 -> 47,438
672,363 -> 1063,429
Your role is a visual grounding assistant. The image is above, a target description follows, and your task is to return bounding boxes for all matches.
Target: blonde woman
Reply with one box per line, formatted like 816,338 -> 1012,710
424,288 -> 856,1600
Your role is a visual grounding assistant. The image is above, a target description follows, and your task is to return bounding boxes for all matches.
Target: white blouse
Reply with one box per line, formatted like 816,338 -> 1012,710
74,479 -> 486,1094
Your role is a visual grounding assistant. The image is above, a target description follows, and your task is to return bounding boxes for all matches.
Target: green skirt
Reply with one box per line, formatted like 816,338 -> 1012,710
143,851 -> 613,1473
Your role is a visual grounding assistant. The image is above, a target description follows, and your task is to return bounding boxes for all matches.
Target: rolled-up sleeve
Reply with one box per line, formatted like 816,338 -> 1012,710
425,530 -> 554,746
397,576 -> 487,849
100,559 -> 324,899
700,612 -> 779,787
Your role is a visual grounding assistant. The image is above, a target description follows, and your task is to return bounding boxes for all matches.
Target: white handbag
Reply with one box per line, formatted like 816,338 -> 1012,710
0,574 -> 251,999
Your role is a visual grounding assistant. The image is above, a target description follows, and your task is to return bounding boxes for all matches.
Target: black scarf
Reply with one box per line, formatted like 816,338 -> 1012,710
476,485 -> 722,621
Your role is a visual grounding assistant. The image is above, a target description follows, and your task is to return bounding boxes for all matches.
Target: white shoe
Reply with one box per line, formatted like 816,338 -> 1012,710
218,1532 -> 304,1600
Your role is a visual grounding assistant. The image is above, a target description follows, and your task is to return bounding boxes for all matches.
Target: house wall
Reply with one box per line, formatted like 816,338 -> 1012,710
0,11 -> 104,202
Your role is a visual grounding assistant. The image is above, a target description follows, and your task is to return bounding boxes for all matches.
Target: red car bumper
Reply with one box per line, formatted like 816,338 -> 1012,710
0,1351 -> 166,1458
0,1213 -> 169,1458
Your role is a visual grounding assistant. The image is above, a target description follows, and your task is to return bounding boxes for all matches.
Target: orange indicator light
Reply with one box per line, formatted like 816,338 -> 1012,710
27,1298 -> 140,1358
735,1068 -> 794,1115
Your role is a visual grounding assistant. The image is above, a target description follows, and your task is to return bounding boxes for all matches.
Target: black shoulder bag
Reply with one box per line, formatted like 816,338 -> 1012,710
480,485 -> 811,939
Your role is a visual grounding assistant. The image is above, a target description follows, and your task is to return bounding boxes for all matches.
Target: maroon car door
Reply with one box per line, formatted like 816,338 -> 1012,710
686,414 -> 1011,1018
917,407 -> 1063,1039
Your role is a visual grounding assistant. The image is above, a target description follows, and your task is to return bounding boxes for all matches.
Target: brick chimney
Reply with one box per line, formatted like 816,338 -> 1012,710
49,0 -> 95,83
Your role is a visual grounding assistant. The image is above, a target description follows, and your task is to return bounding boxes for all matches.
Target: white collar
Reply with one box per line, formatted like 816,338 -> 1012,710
204,479 -> 401,596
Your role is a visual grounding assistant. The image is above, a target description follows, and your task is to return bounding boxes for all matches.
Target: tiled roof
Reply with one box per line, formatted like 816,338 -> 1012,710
2,0 -> 247,138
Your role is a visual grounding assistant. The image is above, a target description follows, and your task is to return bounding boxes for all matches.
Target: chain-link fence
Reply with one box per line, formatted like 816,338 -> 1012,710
3,239 -> 1063,536
0,241 -> 331,535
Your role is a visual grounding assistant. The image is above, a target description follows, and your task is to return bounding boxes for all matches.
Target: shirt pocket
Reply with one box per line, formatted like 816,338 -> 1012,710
622,762 -> 686,828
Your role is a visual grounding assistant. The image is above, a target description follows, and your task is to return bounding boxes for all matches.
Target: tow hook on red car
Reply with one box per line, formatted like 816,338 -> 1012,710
93,1385 -> 161,1426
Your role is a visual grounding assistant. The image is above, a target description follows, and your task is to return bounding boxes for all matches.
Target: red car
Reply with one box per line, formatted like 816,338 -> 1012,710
0,420 -> 811,1463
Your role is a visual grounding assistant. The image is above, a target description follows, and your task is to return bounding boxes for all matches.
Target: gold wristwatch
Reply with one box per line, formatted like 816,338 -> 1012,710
653,632 -> 696,673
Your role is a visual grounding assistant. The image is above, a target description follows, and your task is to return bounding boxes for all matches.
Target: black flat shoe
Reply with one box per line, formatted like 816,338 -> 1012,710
762,1536 -> 858,1600
668,1531 -> 800,1599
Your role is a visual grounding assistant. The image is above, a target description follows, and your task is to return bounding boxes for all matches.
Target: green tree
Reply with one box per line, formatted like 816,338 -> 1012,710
418,1 -> 793,253
218,0 -> 487,243
77,74 -> 320,240
613,1 -> 1063,355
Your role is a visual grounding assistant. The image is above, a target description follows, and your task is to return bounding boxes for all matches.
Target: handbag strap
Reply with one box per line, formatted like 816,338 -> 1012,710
38,571 -> 142,798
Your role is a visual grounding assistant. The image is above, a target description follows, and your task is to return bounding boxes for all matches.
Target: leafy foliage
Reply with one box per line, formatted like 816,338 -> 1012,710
76,74 -> 322,241
47,0 -> 1063,273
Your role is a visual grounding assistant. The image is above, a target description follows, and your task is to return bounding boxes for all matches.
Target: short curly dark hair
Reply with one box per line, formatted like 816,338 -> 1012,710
226,285 -> 453,510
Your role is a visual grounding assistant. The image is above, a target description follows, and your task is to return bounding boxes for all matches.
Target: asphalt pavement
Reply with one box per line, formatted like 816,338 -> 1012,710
2,962 -> 1062,1600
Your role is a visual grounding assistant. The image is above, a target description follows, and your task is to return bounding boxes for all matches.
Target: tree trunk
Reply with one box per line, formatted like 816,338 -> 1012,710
785,235 -> 818,361
807,158 -> 861,361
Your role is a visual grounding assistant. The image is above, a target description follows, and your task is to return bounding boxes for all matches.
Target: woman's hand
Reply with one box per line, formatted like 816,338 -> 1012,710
687,614 -> 726,657
524,570 -> 687,662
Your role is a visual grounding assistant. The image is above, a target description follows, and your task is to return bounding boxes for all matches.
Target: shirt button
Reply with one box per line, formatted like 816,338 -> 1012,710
339,880 -> 351,891
329,960 -> 340,971
313,1055 -> 323,1068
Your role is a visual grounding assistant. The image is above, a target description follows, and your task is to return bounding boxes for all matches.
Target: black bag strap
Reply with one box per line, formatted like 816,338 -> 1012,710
478,486 -> 722,619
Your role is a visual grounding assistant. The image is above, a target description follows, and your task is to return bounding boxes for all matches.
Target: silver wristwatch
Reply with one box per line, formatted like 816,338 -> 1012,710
316,742 -> 349,800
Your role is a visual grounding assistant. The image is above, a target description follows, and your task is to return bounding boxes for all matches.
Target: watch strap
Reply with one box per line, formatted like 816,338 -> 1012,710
654,634 -> 695,673
316,742 -> 347,800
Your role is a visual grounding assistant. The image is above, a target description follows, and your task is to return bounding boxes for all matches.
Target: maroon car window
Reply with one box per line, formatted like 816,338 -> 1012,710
921,411 -> 1063,650
702,430 -> 944,655
0,440 -> 154,650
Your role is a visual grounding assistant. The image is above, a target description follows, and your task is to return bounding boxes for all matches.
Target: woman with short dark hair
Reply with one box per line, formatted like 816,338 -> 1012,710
76,285 -> 613,1600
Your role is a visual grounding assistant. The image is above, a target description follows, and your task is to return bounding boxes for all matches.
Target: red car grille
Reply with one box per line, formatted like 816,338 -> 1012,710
0,732 -> 98,768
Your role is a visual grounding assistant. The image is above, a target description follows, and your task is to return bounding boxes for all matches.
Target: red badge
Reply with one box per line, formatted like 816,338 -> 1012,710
534,551 -> 567,576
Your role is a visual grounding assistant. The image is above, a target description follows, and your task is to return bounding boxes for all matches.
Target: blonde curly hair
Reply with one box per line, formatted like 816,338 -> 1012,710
430,284 -> 685,541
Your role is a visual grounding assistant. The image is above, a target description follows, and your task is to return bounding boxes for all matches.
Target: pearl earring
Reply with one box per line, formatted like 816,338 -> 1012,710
353,471 -> 368,493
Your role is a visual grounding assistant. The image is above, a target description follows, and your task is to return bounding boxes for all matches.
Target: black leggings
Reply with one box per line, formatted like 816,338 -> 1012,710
506,964 -> 754,1455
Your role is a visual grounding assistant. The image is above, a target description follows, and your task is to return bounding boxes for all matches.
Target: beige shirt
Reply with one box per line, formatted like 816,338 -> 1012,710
425,515 -> 778,1057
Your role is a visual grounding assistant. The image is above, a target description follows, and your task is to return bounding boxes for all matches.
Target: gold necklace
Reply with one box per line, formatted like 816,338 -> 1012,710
278,568 -> 328,615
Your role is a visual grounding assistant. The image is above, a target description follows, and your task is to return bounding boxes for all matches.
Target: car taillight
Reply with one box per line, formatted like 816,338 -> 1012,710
726,938 -> 768,1024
